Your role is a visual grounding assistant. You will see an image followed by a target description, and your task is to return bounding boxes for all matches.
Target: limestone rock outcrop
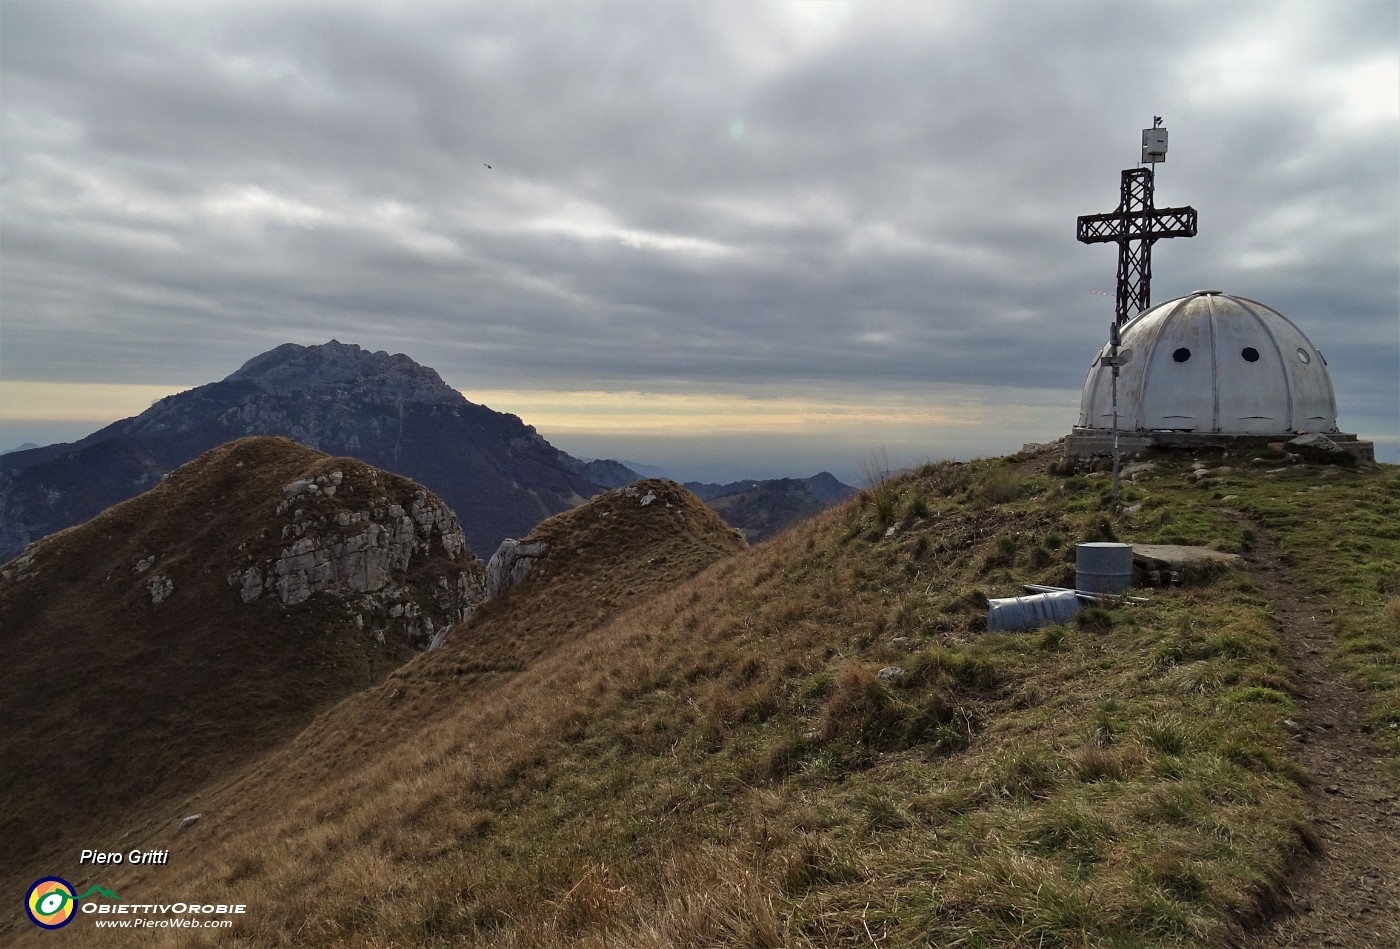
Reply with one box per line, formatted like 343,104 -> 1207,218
485,539 -> 550,599
226,462 -> 484,648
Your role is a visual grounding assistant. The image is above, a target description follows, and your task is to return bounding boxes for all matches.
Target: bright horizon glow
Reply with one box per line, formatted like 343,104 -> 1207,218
464,387 -> 1082,482
0,380 -> 1068,432
463,388 -> 988,435
3,381 -> 1393,478
0,381 -> 193,421
0,380 -> 1072,475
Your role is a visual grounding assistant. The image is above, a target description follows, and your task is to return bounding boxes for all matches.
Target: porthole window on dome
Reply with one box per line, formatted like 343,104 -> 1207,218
1296,348 -> 1311,364
1241,347 -> 1260,362
1172,347 -> 1191,363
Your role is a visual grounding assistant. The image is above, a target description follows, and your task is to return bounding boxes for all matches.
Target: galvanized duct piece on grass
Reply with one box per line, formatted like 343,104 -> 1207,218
986,590 -> 1081,632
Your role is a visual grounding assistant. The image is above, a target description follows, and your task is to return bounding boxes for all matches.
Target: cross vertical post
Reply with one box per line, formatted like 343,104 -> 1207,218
1115,169 -> 1155,326
1077,125 -> 1198,326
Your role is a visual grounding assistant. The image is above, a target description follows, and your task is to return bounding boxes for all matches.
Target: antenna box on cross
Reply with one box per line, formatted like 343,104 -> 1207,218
1142,127 -> 1168,163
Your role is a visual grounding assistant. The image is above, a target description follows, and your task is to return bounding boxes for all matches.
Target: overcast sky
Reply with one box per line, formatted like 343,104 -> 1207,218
2,0 -> 1396,481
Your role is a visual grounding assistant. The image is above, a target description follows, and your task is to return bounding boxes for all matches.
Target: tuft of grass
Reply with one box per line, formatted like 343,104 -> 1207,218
1037,625 -> 1067,650
1088,514 -> 1118,541
869,488 -> 899,527
1022,798 -> 1113,868
1226,686 -> 1292,706
1141,716 -> 1197,756
780,840 -> 862,895
858,449 -> 901,528
974,467 -> 1024,505
549,863 -> 636,937
816,664 -> 968,754
1076,605 -> 1115,632
985,747 -> 1066,801
1073,745 -> 1139,783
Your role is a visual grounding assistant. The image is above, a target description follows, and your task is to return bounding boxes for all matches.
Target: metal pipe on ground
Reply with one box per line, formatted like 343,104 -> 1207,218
1022,582 -> 1150,604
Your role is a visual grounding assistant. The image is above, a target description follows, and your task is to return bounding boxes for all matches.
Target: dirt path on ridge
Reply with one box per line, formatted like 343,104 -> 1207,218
1240,520 -> 1400,948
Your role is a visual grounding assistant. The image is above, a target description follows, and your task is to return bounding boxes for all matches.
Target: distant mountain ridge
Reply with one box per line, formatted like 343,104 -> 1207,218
0,341 -> 635,560
683,472 -> 857,542
571,458 -> 645,489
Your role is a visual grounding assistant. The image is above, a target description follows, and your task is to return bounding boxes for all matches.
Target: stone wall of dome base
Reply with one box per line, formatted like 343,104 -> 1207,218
1063,428 -> 1375,464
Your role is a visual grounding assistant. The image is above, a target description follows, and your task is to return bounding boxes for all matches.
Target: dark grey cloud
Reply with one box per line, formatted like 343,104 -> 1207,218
2,0 -> 1396,463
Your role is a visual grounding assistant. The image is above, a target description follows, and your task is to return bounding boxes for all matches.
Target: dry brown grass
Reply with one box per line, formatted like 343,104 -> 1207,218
10,453 -> 1396,947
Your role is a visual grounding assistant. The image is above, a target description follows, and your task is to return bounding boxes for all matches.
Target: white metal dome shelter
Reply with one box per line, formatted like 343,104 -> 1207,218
1077,290 -> 1338,435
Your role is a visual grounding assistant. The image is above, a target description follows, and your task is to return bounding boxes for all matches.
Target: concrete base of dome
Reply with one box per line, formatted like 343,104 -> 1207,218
1063,428 -> 1375,464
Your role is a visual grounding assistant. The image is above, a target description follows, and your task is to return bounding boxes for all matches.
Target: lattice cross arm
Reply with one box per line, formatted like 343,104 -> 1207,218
1077,206 -> 1198,244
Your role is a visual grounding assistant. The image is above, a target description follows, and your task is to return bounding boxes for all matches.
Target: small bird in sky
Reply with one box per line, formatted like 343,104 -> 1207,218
484,164 -> 492,169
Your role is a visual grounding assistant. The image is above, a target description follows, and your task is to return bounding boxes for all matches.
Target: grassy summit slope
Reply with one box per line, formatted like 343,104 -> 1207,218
39,451 -> 1398,948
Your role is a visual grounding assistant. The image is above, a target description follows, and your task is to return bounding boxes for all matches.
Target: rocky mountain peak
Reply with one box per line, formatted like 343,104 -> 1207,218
0,340 -> 615,563
226,340 -> 463,406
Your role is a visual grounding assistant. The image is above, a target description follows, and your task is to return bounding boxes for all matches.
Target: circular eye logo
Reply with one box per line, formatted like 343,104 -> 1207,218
26,878 -> 76,929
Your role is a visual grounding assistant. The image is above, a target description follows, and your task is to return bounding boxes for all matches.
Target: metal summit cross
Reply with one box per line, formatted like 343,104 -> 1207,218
1077,118 -> 1198,326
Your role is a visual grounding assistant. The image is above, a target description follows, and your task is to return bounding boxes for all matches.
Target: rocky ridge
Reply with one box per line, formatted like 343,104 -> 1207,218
228,339 -> 462,403
2,438 -> 485,651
